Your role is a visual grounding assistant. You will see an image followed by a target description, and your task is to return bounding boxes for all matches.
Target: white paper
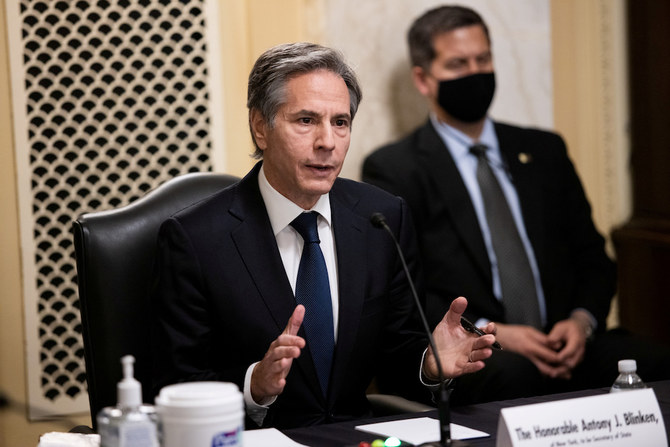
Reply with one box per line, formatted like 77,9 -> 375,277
38,432 -> 100,447
356,417 -> 489,444
497,388 -> 667,447
242,428 -> 309,447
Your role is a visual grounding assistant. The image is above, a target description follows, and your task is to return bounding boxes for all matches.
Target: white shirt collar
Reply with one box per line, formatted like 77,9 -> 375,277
258,164 -> 332,236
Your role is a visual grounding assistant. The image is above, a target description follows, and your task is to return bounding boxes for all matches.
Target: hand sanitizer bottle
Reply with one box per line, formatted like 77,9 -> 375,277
97,355 -> 159,447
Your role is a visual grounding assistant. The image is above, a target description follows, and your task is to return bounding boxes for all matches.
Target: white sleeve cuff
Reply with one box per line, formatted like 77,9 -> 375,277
243,362 -> 277,427
419,348 -> 452,390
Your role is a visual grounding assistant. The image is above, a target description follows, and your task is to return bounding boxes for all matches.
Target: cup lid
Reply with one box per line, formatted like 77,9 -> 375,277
156,382 -> 242,417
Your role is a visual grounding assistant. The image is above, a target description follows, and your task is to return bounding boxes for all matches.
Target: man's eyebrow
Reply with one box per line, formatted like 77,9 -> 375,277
446,50 -> 491,63
289,110 -> 351,121
332,112 -> 352,123
445,56 -> 468,64
290,109 -> 321,118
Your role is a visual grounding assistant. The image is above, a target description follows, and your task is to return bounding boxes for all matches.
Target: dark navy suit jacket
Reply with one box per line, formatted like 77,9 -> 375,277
151,162 -> 428,429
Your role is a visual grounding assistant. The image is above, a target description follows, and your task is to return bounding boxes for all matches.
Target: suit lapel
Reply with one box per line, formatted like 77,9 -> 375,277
495,123 -> 546,263
228,164 -> 324,398
325,182 -> 368,401
228,166 -> 295,331
417,122 -> 492,283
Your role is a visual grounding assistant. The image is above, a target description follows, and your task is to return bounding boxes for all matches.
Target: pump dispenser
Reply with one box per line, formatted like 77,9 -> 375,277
97,355 -> 158,447
118,355 -> 141,407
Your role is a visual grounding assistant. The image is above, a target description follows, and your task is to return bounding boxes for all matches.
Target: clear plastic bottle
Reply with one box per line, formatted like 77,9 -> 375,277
610,359 -> 646,393
97,355 -> 159,447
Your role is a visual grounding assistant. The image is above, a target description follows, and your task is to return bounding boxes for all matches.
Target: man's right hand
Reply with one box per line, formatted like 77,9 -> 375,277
251,305 -> 306,404
495,323 -> 570,379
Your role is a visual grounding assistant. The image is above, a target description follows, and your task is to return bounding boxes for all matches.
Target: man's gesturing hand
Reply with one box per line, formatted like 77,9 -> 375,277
423,296 -> 496,381
251,305 -> 306,404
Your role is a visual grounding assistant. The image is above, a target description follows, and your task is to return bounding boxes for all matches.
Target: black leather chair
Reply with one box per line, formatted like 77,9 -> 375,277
73,172 -> 240,427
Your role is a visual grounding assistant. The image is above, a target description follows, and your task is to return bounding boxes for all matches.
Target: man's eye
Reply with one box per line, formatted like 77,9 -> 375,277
335,119 -> 349,127
446,59 -> 467,70
299,117 -> 313,124
477,54 -> 492,65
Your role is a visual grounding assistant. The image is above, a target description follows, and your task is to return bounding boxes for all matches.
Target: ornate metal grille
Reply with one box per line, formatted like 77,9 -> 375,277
16,0 -> 213,412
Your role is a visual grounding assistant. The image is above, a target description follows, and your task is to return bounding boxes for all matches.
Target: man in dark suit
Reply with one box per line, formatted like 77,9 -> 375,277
151,42 -> 497,429
363,5 -> 670,405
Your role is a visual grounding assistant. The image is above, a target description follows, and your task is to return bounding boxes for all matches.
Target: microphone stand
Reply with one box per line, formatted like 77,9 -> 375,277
371,213 -> 470,447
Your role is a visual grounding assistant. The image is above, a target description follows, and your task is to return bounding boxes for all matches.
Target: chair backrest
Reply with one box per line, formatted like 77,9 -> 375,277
73,172 -> 239,425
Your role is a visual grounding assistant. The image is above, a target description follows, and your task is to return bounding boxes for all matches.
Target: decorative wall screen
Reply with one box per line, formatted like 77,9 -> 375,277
6,0 -> 222,417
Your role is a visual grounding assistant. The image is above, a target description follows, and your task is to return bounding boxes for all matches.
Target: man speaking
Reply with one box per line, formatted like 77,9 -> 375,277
151,42 -> 496,429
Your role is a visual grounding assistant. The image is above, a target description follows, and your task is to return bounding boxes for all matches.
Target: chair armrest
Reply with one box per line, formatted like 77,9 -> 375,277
367,393 -> 434,416
68,425 -> 96,434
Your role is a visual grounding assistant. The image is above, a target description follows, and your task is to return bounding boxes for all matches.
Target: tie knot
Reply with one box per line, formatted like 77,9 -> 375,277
469,143 -> 488,158
291,211 -> 320,244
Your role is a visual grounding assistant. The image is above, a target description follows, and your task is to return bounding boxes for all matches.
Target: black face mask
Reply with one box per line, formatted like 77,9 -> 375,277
437,72 -> 496,123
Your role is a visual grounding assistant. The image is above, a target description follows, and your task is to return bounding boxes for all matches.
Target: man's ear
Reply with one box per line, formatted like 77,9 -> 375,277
250,109 -> 268,150
411,66 -> 433,97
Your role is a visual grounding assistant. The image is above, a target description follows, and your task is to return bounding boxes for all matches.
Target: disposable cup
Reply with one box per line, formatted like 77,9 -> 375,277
156,381 -> 244,447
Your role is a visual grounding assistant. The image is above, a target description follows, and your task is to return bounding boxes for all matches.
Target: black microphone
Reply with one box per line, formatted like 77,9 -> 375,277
370,212 -> 469,447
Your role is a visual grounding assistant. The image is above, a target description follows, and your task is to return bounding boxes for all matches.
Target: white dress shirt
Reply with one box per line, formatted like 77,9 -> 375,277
244,165 -> 436,425
244,164 -> 339,425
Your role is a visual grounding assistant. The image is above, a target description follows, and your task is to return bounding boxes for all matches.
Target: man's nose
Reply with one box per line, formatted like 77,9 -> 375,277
466,58 -> 481,74
316,124 -> 336,150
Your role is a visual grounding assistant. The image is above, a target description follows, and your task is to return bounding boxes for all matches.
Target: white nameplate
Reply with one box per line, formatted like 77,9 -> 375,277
496,388 -> 667,446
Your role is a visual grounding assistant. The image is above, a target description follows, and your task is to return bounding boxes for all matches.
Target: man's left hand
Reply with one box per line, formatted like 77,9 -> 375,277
423,296 -> 496,381
546,318 -> 588,379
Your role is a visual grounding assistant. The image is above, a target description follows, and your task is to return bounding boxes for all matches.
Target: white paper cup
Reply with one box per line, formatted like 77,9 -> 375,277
156,381 -> 244,447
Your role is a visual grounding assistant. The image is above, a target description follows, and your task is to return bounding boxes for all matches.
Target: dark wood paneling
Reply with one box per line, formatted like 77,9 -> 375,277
613,220 -> 670,346
613,1 -> 670,346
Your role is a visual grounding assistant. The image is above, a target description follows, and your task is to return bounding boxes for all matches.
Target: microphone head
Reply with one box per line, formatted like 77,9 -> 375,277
370,212 -> 387,229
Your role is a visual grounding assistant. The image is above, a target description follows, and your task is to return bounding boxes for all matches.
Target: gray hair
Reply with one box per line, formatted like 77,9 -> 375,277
247,42 -> 363,158
408,5 -> 490,71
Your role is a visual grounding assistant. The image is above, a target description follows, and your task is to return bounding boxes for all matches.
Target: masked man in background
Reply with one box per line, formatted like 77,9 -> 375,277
363,4 -> 670,405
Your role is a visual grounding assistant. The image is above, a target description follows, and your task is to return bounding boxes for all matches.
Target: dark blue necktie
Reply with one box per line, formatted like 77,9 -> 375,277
470,144 -> 542,329
290,211 -> 334,396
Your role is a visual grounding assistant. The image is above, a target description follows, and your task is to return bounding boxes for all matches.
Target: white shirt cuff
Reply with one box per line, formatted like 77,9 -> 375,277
419,348 -> 452,390
244,362 -> 277,427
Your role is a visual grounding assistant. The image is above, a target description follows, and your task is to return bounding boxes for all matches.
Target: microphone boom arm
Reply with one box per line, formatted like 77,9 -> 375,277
370,212 -> 456,446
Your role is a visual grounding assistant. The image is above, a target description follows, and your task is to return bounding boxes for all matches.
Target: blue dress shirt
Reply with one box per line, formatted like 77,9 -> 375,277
430,115 -> 548,327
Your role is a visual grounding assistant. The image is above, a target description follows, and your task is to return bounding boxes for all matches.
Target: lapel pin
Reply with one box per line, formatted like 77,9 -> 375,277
518,152 -> 532,164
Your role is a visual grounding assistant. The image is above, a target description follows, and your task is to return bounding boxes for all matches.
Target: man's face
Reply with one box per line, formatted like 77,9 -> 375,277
429,24 -> 493,81
413,24 -> 493,118
252,70 -> 351,209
